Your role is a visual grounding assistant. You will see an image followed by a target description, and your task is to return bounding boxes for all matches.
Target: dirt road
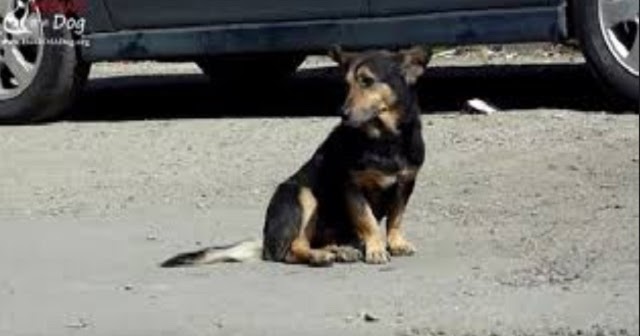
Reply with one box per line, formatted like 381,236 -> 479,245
0,57 -> 638,336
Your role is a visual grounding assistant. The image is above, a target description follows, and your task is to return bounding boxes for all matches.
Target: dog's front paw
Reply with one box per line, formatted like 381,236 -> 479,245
365,243 -> 390,264
332,246 -> 363,263
388,237 -> 416,257
309,250 -> 336,267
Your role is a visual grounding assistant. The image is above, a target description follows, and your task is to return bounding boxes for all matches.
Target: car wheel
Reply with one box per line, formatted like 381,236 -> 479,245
0,0 -> 90,124
574,0 -> 639,105
197,52 -> 305,85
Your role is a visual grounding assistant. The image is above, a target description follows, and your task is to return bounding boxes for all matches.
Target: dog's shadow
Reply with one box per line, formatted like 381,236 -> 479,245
67,63 -> 632,122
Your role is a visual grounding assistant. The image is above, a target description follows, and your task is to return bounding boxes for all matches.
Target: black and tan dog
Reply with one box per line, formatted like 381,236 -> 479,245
162,47 -> 429,267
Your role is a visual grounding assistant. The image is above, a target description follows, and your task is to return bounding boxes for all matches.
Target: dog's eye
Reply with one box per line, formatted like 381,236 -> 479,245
358,76 -> 375,88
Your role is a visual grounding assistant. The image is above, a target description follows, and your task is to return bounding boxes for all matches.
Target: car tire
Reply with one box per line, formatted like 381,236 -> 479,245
573,0 -> 639,105
197,52 -> 305,85
0,0 -> 90,124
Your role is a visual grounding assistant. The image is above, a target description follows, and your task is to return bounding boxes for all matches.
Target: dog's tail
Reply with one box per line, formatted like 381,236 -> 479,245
160,239 -> 263,268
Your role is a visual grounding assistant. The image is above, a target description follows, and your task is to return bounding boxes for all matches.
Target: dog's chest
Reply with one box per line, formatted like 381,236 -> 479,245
351,167 -> 417,191
350,140 -> 420,190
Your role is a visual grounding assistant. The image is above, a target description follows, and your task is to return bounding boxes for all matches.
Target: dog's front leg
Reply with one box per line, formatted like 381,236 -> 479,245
386,179 -> 417,257
346,188 -> 389,264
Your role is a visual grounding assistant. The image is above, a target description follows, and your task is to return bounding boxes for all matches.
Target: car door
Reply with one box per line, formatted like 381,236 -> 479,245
103,0 -> 368,30
369,0 -> 560,17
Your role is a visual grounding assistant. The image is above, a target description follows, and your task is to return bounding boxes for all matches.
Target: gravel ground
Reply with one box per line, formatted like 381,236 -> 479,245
0,52 -> 638,336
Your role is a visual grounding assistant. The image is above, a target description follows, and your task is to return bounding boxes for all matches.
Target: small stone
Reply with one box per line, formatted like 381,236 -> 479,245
66,318 -> 89,329
363,312 -> 380,322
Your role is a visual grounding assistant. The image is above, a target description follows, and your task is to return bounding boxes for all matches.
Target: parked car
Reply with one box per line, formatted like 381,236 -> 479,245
0,0 -> 638,123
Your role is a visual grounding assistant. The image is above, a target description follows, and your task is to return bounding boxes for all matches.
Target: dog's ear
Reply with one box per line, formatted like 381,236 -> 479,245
398,46 -> 432,85
329,45 -> 357,68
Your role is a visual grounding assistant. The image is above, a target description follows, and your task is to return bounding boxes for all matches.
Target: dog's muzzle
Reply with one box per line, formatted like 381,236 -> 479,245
340,107 -> 377,127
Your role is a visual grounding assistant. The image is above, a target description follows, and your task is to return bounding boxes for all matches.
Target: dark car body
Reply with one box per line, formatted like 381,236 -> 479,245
79,0 -> 568,62
2,0 -> 637,123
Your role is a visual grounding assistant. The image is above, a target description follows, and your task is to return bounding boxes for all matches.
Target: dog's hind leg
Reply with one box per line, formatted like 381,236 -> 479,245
285,187 -> 337,267
263,184 -> 335,267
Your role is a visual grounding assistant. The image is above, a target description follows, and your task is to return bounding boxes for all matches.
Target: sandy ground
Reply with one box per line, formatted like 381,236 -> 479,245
0,54 -> 638,336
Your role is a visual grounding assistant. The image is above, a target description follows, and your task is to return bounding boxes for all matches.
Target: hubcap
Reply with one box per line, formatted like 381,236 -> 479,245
0,0 -> 43,101
599,0 -> 640,76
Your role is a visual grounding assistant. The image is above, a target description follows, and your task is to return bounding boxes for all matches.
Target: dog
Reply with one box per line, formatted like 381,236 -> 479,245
161,47 -> 429,267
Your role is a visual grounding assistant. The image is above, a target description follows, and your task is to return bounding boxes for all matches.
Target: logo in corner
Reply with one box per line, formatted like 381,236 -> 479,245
2,0 -> 36,36
1,0 -> 91,47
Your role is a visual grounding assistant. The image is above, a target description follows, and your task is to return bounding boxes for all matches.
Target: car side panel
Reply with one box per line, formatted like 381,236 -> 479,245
83,6 -> 568,62
370,0 -> 564,16
79,0 -> 114,33
103,0 -> 367,30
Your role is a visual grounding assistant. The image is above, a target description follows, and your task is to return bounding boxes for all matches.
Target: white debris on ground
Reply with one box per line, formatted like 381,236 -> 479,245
464,98 -> 500,115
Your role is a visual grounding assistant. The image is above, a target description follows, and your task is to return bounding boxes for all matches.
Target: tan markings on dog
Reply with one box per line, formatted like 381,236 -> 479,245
344,65 -> 400,129
352,169 -> 398,190
347,192 -> 389,264
286,237 -> 310,263
399,168 -> 419,182
285,187 -> 336,266
323,244 -> 362,263
386,199 -> 407,246
386,168 -> 418,231
284,187 -> 316,263
399,46 -> 430,84
378,108 -> 402,134
387,225 -> 416,257
298,187 -> 317,237
386,171 -> 418,257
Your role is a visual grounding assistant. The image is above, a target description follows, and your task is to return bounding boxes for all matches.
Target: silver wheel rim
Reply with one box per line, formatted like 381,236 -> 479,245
599,0 -> 640,76
0,0 -> 44,101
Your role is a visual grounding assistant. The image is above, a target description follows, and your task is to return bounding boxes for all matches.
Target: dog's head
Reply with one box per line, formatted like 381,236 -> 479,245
330,47 -> 430,132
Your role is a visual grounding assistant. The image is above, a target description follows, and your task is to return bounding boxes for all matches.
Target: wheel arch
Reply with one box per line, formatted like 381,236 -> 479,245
565,0 -> 578,39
